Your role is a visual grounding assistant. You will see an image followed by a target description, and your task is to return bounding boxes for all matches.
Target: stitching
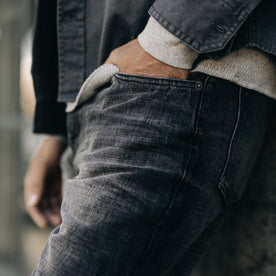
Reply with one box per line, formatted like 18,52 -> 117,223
149,6 -> 246,52
114,74 -> 199,89
130,76 -> 209,275
218,87 -> 242,200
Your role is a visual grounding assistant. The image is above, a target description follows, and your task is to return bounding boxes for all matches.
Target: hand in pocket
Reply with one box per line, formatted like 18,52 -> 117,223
104,39 -> 190,80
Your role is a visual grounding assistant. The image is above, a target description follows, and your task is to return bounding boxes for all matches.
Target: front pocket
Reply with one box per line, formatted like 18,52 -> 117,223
66,64 -> 119,113
113,72 -> 203,91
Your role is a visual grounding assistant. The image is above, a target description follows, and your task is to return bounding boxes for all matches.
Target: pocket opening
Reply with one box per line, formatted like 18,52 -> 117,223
114,72 -> 202,90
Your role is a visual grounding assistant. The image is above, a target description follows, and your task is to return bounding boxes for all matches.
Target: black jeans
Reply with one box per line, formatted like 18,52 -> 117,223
33,72 -> 273,275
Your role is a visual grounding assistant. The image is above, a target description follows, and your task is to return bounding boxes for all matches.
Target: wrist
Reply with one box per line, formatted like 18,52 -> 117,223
138,17 -> 199,69
40,136 -> 67,161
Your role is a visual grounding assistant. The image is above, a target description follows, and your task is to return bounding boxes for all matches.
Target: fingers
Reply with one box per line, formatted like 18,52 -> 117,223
44,209 -> 62,227
44,195 -> 62,226
104,54 -> 117,67
24,138 -> 65,229
24,159 -> 47,228
25,193 -> 62,228
103,38 -> 190,79
24,178 -> 62,228
24,173 -> 63,228
25,196 -> 49,228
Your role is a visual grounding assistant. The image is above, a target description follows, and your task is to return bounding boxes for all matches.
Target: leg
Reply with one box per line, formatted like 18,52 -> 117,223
131,73 -> 274,275
194,107 -> 276,276
33,72 -> 273,276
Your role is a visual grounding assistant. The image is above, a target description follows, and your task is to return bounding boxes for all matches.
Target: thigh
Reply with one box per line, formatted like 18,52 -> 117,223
67,74 -> 207,275
131,73 -> 274,276
34,74 -> 204,275
34,72 -> 273,276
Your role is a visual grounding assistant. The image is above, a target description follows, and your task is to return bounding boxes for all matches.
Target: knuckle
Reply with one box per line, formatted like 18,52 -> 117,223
25,205 -> 32,213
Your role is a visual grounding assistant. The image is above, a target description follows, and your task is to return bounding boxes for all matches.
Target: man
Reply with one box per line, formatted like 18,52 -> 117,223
24,0 -> 276,275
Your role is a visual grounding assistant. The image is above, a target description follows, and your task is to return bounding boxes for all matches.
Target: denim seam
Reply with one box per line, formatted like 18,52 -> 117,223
114,74 -> 199,89
218,87 -> 242,205
130,76 -> 209,276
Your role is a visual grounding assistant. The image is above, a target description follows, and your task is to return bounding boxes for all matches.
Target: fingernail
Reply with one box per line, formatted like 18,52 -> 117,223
28,194 -> 38,206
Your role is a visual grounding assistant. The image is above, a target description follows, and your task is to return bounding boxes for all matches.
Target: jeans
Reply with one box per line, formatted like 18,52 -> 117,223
33,72 -> 273,275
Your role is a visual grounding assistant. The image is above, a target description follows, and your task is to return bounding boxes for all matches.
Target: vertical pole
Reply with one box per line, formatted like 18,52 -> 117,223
0,0 -> 27,267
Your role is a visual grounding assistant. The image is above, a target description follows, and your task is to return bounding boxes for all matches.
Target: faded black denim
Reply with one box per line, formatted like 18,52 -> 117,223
32,72 -> 273,275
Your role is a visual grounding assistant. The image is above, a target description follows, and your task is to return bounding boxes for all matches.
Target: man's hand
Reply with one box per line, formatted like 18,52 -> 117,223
104,39 -> 189,80
24,136 -> 66,228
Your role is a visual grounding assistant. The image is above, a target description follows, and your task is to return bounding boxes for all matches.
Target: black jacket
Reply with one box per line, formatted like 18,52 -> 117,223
31,0 -> 276,136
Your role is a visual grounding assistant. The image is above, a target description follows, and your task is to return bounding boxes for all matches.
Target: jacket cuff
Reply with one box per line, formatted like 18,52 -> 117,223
33,101 -> 67,137
138,17 -> 198,69
149,0 -> 261,53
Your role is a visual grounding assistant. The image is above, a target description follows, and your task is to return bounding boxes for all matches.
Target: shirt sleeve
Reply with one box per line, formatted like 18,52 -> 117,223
149,0 -> 262,53
138,16 -> 199,69
31,0 -> 67,136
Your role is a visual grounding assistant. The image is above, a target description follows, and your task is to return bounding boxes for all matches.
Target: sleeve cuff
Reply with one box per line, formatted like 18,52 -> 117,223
138,17 -> 199,69
39,134 -> 68,145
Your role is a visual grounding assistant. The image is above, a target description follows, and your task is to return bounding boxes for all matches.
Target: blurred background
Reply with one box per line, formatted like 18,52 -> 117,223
0,0 -> 50,275
0,0 -> 275,275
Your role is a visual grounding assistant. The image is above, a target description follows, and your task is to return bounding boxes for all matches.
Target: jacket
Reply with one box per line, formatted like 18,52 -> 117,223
31,0 -> 276,136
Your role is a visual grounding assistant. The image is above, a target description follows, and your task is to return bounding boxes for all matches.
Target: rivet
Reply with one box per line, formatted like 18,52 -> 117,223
196,82 -> 202,89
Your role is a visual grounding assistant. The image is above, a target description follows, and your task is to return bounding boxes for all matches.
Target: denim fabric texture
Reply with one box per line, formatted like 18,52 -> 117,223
32,72 -> 273,275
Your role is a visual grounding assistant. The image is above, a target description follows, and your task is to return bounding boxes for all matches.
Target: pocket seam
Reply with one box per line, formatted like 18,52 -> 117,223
114,72 -> 202,90
218,87 -> 243,206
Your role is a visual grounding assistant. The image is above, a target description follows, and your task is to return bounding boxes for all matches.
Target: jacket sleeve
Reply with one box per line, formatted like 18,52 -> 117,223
149,0 -> 262,53
31,0 -> 67,136
138,17 -> 199,70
